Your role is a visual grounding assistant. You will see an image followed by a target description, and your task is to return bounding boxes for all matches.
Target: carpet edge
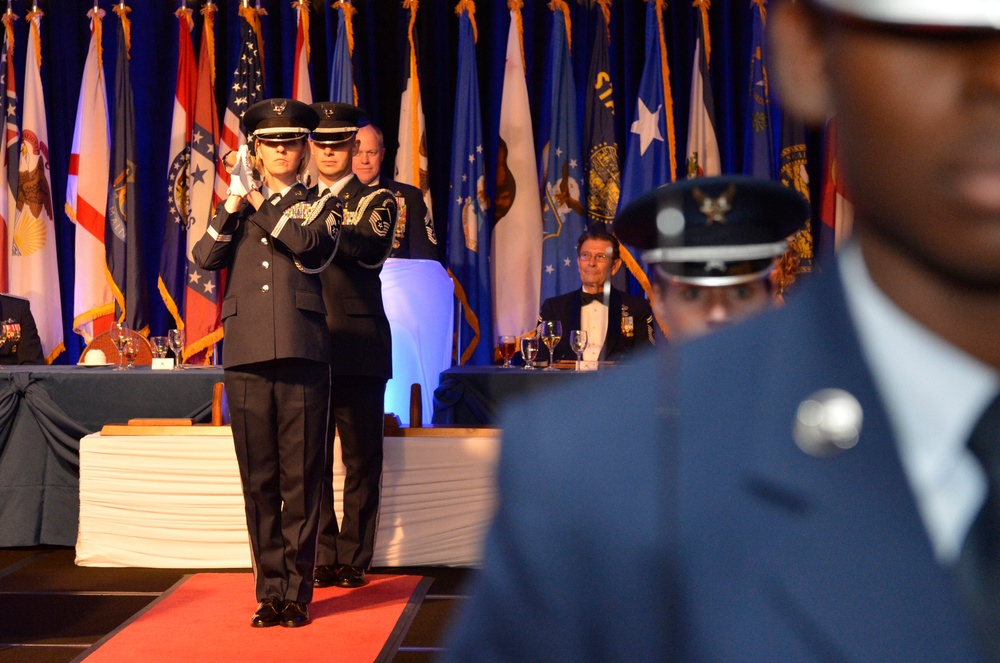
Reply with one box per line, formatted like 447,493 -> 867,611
373,575 -> 433,663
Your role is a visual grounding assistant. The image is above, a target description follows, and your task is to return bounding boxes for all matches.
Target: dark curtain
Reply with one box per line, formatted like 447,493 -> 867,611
14,0 -> 820,363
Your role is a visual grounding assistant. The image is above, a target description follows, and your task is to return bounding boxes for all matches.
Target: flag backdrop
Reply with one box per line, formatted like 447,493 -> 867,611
11,8 -> 62,362
291,0 -> 312,105
539,0 -> 584,304
0,11 -> 16,291
394,0 -> 433,229
66,6 -> 112,343
184,1 -> 221,362
777,116 -> 814,287
158,7 -> 196,332
447,0 -> 491,366
106,5 -> 148,334
492,0 -> 542,340
329,0 -> 356,105
685,0 -> 720,179
818,118 -> 853,264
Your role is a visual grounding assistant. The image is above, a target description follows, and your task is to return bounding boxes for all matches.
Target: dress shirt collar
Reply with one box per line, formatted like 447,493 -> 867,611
318,173 -> 355,198
839,241 -> 999,563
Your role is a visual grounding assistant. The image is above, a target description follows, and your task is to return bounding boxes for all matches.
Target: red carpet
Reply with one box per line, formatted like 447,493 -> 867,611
77,573 -> 429,662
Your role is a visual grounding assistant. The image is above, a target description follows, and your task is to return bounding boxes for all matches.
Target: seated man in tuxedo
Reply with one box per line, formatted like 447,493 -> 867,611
538,229 -> 655,363
0,293 -> 44,364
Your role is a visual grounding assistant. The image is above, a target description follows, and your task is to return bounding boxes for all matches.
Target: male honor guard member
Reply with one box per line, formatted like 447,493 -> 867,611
308,102 -> 398,589
444,0 -> 1000,660
194,98 -> 340,628
627,175 -> 809,340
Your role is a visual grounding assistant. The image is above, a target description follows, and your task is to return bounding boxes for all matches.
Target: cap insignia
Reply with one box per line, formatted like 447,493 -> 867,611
324,108 -> 335,118
693,184 -> 736,226
271,99 -> 287,115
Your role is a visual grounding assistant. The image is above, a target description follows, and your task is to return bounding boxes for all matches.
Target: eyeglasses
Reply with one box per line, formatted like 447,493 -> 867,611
578,252 -> 611,263
357,149 -> 383,159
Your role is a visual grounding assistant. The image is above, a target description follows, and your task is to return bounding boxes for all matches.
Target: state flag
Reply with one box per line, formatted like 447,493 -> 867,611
685,0 -> 720,178
0,11 -> 17,291
394,0 -> 433,232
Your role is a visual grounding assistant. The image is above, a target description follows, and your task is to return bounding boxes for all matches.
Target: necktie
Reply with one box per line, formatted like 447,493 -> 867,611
581,291 -> 604,306
957,393 -> 1000,661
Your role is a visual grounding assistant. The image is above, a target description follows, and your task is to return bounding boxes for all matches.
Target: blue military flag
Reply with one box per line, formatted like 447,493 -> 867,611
329,0 -> 357,105
447,1 -> 491,366
539,0 -> 585,303
583,0 -> 619,231
106,3 -> 147,334
743,0 -> 776,179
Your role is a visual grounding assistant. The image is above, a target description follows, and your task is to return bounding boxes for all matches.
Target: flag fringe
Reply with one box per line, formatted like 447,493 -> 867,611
448,268 -> 481,365
653,0 -> 677,181
548,0 -> 571,52
596,0 -> 611,42
26,9 -> 41,66
405,0 -> 420,188
88,8 -> 105,71
454,0 -> 478,43
202,2 -> 217,84
508,0 -> 527,76
157,276 -> 185,331
112,4 -> 131,59
693,0 -> 711,65
73,303 -> 115,343
752,0 -> 767,25
293,0 -> 309,62
1,10 -> 15,53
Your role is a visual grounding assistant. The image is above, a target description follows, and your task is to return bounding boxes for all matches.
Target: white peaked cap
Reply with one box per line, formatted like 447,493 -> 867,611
810,0 -> 1000,29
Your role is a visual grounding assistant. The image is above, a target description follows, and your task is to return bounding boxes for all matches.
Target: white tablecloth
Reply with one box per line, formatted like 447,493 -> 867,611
381,258 -> 454,425
75,428 -> 499,568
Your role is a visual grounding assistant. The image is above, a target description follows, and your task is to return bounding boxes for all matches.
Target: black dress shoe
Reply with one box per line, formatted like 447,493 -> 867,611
314,564 -> 342,588
251,596 -> 284,628
335,565 -> 367,588
280,600 -> 311,628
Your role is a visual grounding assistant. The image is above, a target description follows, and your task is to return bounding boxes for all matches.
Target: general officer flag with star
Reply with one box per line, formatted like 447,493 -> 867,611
539,0 -> 585,304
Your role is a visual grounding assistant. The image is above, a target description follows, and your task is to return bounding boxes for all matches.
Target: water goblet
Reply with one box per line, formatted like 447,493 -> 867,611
520,336 -> 538,370
150,336 -> 168,359
109,321 -> 130,371
539,320 -> 562,371
122,337 -> 138,369
569,329 -> 589,372
498,335 -> 517,368
167,329 -> 185,369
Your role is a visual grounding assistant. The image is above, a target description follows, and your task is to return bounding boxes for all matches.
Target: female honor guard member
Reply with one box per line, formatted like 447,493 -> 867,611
193,98 -> 340,629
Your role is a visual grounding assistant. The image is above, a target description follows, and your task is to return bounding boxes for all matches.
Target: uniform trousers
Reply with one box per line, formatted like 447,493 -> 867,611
317,375 -> 387,569
225,358 -> 330,603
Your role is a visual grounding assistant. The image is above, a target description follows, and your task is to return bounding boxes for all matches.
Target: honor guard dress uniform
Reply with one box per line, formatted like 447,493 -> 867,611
193,99 -> 340,627
0,294 -> 44,365
373,175 -> 438,262
309,103 -> 398,589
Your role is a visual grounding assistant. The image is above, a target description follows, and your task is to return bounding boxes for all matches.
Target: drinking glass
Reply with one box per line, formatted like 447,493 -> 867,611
150,336 -> 168,359
167,329 -> 185,369
520,336 -> 539,370
109,321 -> 130,371
539,320 -> 562,371
498,335 -> 517,368
569,330 -> 589,372
122,337 -> 138,369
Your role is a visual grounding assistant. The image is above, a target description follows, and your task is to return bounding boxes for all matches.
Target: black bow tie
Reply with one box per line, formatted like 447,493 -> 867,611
581,291 -> 605,306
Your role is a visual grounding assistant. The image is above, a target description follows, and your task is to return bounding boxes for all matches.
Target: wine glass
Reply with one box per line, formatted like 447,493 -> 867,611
498,335 -> 516,368
167,329 -> 185,369
569,330 -> 589,372
520,336 -> 538,370
539,320 -> 562,371
109,321 -> 130,371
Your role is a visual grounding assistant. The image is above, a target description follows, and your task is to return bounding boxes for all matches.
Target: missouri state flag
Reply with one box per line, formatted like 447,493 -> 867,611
184,1 -> 221,363
11,8 -> 62,362
158,6 -> 197,331
539,0 -> 585,303
106,4 -> 148,334
447,0 -> 491,365
67,6 -> 112,343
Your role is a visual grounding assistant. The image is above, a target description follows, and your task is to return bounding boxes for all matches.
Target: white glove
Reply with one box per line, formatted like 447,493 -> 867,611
226,144 -> 260,198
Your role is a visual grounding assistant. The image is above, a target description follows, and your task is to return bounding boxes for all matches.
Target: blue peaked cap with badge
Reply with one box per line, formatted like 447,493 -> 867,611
614,175 -> 810,286
242,98 -> 318,141
309,102 -> 370,145
806,0 -> 1000,30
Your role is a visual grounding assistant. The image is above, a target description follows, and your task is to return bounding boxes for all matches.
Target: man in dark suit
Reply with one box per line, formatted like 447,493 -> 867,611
538,229 -> 654,363
0,294 -> 44,364
353,123 -> 439,262
309,102 -> 397,590
194,99 -> 339,629
442,1 -> 1000,660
